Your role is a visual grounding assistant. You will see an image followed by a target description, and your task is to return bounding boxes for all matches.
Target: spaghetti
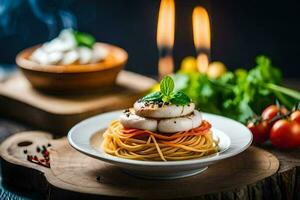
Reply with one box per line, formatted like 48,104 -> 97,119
102,120 -> 219,161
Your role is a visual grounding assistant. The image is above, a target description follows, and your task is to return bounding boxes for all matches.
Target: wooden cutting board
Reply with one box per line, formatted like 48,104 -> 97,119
0,71 -> 156,134
0,131 -> 280,200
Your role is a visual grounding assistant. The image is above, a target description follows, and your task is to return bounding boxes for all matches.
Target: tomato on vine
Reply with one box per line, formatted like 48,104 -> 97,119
247,119 -> 270,144
261,104 -> 287,121
270,119 -> 300,149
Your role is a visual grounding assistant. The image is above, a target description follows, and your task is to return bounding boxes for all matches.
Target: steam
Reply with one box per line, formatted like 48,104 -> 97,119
0,0 -> 77,38
0,0 -> 22,35
59,10 -> 77,29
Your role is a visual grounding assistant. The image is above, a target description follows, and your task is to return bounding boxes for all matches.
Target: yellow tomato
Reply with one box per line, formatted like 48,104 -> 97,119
180,56 -> 198,73
207,61 -> 227,79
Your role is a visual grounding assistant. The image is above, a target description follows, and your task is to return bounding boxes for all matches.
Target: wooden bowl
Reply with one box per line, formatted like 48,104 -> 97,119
16,43 -> 128,93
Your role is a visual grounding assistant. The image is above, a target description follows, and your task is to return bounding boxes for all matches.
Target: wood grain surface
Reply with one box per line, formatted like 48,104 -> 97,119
0,71 -> 156,134
0,131 -> 281,199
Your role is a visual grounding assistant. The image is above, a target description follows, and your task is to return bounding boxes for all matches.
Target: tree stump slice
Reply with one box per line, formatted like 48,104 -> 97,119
261,143 -> 300,200
0,131 -> 282,199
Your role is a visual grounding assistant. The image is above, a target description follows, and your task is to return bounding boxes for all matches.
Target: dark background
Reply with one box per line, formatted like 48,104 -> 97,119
0,0 -> 299,78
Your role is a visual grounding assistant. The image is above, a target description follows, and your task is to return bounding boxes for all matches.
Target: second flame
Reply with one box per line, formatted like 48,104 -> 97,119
157,0 -> 175,78
192,6 -> 211,73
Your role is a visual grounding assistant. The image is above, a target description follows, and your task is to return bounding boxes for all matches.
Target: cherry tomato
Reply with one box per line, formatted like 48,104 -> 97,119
291,110 -> 300,124
262,105 -> 288,121
270,119 -> 300,149
247,120 -> 270,144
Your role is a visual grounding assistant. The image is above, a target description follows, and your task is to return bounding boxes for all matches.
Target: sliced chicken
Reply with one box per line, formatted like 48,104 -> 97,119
134,101 -> 195,118
158,110 -> 202,133
120,109 -> 157,132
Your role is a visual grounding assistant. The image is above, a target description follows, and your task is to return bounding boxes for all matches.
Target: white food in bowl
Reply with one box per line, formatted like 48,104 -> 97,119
47,52 -> 63,64
61,50 -> 79,65
78,47 -> 93,64
29,29 -> 107,65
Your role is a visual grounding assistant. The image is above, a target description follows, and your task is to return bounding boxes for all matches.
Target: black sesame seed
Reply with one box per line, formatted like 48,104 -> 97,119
23,149 -> 27,154
158,102 -> 163,107
96,176 -> 101,182
47,143 -> 51,147
36,147 -> 40,153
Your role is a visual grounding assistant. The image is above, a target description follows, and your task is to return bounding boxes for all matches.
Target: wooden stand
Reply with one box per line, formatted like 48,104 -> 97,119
0,71 -> 156,134
0,131 -> 283,199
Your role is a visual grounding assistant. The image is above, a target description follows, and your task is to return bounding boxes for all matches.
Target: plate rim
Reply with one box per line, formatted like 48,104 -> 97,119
68,110 -> 252,167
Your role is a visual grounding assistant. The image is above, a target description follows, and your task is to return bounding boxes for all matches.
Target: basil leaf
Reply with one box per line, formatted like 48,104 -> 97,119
170,91 -> 191,105
160,76 -> 174,96
73,31 -> 96,48
142,92 -> 162,102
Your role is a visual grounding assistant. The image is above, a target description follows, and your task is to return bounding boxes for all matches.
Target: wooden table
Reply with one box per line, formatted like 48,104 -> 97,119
0,118 -> 300,200
0,80 -> 299,199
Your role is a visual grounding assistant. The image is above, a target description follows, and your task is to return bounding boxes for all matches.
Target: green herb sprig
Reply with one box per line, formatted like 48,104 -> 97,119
73,31 -> 96,48
142,76 -> 191,105
171,55 -> 300,123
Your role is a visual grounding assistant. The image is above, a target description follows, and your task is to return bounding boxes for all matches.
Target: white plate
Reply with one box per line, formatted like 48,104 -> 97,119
68,110 -> 252,179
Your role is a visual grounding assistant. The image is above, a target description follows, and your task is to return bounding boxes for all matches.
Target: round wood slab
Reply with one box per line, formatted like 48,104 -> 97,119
0,131 -> 279,199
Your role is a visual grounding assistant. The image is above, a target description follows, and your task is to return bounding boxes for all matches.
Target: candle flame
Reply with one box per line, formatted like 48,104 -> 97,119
157,0 -> 175,78
157,0 -> 175,48
192,6 -> 211,73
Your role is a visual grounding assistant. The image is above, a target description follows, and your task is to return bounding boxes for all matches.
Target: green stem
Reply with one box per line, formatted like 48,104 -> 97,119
272,90 -> 294,109
265,83 -> 300,100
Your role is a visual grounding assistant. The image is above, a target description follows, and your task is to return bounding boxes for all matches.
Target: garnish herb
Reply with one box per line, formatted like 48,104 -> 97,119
73,31 -> 96,48
160,76 -> 174,102
170,91 -> 191,105
142,76 -> 191,105
142,91 -> 162,102
170,55 -> 300,123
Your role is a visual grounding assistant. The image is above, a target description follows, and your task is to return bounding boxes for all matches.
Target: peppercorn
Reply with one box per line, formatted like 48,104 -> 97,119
96,176 -> 101,182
